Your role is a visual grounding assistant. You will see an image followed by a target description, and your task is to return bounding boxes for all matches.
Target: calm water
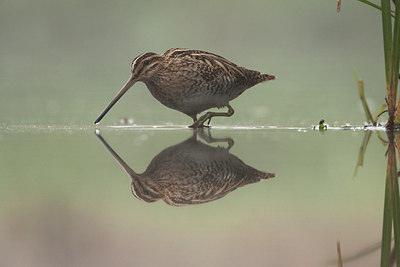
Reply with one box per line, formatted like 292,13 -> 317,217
0,126 -> 390,266
0,0 -> 396,266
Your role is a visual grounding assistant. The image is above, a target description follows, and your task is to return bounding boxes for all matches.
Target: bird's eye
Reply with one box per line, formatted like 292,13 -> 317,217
143,60 -> 149,66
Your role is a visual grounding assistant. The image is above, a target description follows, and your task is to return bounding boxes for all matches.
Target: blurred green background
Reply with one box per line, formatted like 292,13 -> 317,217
0,0 -> 392,266
0,0 -> 386,126
0,128 -> 388,266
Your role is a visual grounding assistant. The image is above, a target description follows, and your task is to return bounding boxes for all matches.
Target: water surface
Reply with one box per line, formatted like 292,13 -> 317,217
0,1 -> 393,265
0,126 -> 388,266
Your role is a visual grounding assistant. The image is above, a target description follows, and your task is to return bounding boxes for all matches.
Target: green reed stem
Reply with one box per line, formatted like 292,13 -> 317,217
381,0 -> 396,127
392,0 -> 400,78
381,134 -> 394,267
382,0 -> 393,84
391,157 -> 400,266
393,2 -> 400,121
381,175 -> 392,267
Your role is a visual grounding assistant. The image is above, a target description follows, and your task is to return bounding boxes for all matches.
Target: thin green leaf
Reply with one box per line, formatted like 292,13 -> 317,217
337,241 -> 343,267
353,68 -> 376,125
358,0 -> 384,10
356,0 -> 395,17
375,103 -> 388,122
327,239 -> 385,264
353,131 -> 372,178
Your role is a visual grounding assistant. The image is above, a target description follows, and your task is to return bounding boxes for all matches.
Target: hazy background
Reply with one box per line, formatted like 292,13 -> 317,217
0,0 -> 385,126
0,1 -> 391,266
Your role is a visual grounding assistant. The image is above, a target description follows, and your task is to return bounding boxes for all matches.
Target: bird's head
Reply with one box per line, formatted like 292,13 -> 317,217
94,52 -> 163,124
130,52 -> 163,81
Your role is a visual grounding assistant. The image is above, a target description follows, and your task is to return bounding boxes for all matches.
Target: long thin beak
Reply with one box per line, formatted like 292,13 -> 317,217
94,74 -> 137,124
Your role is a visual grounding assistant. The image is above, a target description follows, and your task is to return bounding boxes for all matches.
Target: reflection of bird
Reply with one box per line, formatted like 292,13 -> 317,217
96,130 -> 275,206
94,48 -> 275,128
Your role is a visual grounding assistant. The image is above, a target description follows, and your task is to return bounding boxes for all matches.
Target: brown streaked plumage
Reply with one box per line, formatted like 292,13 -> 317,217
94,48 -> 275,128
95,130 -> 275,206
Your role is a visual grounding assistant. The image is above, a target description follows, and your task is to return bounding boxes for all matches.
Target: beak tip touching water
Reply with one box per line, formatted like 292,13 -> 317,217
93,75 -> 137,125
94,117 -> 102,124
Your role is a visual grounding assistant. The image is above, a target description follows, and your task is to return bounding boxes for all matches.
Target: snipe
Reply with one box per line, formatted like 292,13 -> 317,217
94,48 -> 275,128
96,130 -> 275,206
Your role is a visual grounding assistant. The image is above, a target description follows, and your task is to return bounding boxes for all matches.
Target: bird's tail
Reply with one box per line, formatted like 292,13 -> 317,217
263,74 -> 276,80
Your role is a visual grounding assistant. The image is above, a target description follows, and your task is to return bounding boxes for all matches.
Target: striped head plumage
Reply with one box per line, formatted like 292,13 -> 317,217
130,52 -> 163,80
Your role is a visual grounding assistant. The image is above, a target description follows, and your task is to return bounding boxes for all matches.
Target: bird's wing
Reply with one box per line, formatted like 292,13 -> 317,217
163,48 -> 247,79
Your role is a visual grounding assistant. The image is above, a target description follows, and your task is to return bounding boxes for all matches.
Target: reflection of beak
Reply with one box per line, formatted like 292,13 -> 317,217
94,74 -> 137,124
95,130 -> 162,202
95,130 -> 136,175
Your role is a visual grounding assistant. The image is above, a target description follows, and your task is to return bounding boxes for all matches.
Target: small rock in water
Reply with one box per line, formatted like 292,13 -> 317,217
119,117 -> 128,124
341,123 -> 352,130
119,117 -> 135,125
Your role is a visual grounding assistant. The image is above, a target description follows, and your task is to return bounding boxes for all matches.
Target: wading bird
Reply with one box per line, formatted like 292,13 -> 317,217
94,48 -> 275,128
96,130 -> 275,206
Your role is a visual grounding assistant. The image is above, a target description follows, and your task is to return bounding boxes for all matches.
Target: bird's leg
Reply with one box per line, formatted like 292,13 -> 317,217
190,115 -> 197,124
188,115 -> 205,128
198,129 -> 235,150
190,105 -> 235,128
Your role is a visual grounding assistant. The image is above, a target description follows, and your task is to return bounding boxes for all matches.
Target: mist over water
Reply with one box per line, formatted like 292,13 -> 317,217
0,0 -> 392,266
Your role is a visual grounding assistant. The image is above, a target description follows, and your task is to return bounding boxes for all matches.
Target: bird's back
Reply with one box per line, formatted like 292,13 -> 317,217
145,49 -> 270,115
